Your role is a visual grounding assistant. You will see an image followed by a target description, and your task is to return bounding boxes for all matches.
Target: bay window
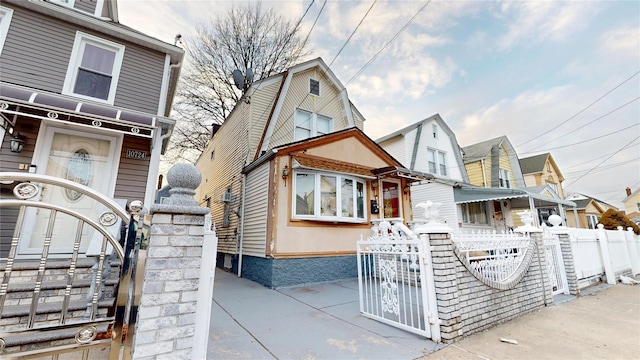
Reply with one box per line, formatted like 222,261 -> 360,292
294,170 -> 366,222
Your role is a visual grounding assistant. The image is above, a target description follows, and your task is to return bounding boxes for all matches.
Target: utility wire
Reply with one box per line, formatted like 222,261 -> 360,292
346,0 -> 431,85
563,135 -> 640,188
563,140 -> 639,169
520,123 -> 639,154
329,0 -> 377,67
301,0 -> 327,49
563,157 -> 640,177
517,70 -> 640,149
526,96 -> 640,152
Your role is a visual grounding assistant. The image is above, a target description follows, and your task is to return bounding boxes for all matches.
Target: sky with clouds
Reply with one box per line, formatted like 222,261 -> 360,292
118,0 -> 639,208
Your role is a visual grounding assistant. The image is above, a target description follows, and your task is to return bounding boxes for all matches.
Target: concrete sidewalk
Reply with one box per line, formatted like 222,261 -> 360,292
207,270 -> 640,359
423,283 -> 640,360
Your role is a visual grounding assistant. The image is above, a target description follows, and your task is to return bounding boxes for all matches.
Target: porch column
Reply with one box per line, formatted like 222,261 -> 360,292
132,163 -> 211,360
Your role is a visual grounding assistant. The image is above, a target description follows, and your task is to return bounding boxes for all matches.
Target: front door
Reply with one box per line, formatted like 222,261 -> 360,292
19,127 -> 120,254
381,180 -> 401,218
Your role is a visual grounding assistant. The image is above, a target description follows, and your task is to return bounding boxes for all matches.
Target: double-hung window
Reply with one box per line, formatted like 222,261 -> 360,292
586,214 -> 598,229
0,6 -> 14,56
63,32 -> 125,104
461,202 -> 489,224
294,109 -> 332,141
427,148 -> 447,176
499,169 -> 511,188
294,170 -> 365,222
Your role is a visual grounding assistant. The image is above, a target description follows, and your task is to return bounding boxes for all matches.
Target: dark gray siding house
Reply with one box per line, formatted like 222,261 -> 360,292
0,0 -> 184,258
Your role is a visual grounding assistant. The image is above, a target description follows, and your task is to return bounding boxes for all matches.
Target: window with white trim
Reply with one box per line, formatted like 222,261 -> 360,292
294,109 -> 332,141
432,124 -> 438,139
461,202 -> 489,224
63,32 -> 125,104
499,169 -> 511,188
0,6 -> 14,55
293,170 -> 366,222
427,148 -> 447,176
586,214 -> 598,229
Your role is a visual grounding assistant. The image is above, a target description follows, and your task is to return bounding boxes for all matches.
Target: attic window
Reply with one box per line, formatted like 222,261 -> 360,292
310,79 -> 320,96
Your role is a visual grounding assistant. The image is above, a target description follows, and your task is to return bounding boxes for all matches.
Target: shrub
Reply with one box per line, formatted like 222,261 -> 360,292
598,209 -> 640,235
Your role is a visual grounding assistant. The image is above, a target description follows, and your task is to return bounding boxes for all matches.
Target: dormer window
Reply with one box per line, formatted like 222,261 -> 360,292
309,79 -> 320,96
63,32 -> 125,104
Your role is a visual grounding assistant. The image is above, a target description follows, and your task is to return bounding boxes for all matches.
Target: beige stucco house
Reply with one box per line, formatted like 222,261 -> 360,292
195,58 -> 429,287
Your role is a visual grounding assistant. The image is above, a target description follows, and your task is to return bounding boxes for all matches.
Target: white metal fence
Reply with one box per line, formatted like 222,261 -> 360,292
543,231 -> 569,295
357,219 -> 435,339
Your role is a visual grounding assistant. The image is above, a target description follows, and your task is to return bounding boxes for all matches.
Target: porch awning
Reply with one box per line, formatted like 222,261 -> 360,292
0,82 -> 175,139
371,166 -> 434,182
453,186 -> 577,207
292,153 -> 376,178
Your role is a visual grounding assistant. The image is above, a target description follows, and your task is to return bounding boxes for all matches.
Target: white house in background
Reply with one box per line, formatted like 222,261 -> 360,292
376,114 -> 469,226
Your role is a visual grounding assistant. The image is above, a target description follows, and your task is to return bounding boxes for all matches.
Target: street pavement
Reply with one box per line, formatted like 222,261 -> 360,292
207,269 -> 640,360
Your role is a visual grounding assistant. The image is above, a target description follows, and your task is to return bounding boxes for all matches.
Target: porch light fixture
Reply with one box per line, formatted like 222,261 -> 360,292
403,184 -> 411,195
10,133 -> 26,153
282,165 -> 289,185
371,181 -> 378,191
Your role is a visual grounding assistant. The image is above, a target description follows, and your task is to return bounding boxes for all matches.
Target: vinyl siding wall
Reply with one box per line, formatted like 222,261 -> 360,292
465,160 -> 487,187
411,182 -> 457,225
195,101 -> 251,255
242,161 -> 270,258
249,80 -> 281,158
267,68 -> 350,150
0,5 -> 165,114
113,135 -> 151,202
378,136 -> 406,167
74,0 -> 96,14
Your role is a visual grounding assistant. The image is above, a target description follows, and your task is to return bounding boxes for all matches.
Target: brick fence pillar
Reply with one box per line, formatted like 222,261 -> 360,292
132,164 -> 210,360
557,233 -> 579,295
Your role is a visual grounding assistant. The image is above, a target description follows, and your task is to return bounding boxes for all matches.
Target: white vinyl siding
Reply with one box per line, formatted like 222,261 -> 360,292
63,32 -> 125,104
379,136 -> 406,166
410,182 -> 456,225
242,162 -> 270,257
0,6 -> 13,55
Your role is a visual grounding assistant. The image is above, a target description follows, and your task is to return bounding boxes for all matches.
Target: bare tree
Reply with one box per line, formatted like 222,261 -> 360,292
166,2 -> 310,162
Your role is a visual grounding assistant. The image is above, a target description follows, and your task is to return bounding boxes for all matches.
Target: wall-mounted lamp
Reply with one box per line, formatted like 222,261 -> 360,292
10,133 -> 26,153
371,181 -> 378,191
282,165 -> 289,186
403,183 -> 411,195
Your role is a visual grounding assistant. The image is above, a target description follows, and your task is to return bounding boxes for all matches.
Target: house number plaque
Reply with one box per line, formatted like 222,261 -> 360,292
126,149 -> 147,160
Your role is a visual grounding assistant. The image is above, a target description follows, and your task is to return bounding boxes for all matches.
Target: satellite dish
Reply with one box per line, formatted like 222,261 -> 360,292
232,69 -> 244,90
245,68 -> 254,84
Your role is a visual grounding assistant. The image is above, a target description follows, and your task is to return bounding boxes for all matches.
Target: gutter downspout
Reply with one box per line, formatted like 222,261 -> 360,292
237,173 -> 248,277
144,122 -> 172,208
480,159 -> 488,188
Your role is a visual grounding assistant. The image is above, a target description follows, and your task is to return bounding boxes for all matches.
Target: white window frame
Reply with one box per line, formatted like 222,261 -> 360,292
294,109 -> 333,141
461,202 -> 489,225
63,32 -> 125,104
499,169 -> 511,188
586,214 -> 598,229
0,6 -> 14,56
432,124 -> 438,139
427,148 -> 447,176
292,169 -> 367,223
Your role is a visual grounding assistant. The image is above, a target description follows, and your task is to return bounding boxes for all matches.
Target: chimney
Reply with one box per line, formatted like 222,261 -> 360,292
626,187 -> 632,196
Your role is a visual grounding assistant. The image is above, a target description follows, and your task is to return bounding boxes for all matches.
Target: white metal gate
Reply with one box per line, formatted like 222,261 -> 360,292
544,233 -> 569,296
357,219 -> 438,340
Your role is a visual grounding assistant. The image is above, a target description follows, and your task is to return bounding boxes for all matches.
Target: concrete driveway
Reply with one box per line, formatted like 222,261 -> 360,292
208,269 -> 640,360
